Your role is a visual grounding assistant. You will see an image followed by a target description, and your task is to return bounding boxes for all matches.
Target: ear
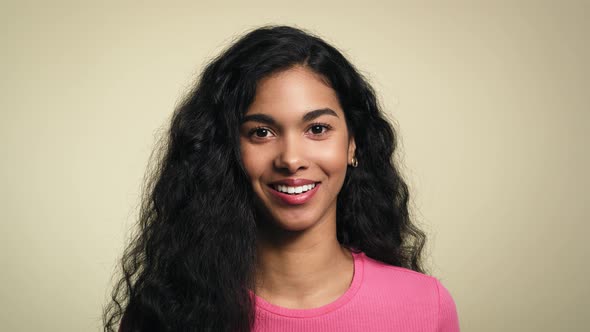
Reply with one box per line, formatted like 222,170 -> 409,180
347,136 -> 356,163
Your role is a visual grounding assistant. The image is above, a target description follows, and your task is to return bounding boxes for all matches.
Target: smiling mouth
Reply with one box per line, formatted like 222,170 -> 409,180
270,182 -> 320,195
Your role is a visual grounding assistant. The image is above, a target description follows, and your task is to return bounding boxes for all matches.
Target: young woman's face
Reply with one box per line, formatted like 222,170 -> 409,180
240,66 -> 355,233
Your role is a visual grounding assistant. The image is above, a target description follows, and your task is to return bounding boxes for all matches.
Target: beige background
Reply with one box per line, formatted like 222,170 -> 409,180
1,1 -> 588,331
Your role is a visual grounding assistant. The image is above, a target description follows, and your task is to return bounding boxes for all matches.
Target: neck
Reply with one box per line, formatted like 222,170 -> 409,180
254,219 -> 354,309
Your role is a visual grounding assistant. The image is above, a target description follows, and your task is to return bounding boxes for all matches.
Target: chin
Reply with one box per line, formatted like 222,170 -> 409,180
275,223 -> 311,233
253,189 -> 335,234
261,210 -> 321,233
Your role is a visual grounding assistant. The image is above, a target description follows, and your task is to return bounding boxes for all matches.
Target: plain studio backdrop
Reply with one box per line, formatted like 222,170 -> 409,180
1,1 -> 588,331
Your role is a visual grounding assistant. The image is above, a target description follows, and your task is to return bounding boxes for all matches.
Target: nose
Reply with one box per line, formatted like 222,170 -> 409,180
273,133 -> 309,174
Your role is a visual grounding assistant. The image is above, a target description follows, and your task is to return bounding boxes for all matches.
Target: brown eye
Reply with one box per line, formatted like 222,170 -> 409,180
255,128 -> 269,137
250,127 -> 274,138
309,124 -> 329,135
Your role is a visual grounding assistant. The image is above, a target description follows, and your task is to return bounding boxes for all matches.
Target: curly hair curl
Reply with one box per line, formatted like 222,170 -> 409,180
103,25 -> 426,332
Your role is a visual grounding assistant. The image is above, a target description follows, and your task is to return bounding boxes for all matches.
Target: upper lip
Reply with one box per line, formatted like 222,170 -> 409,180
269,178 -> 318,186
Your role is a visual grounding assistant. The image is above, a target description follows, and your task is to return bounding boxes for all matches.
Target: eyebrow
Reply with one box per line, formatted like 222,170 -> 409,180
241,108 -> 339,125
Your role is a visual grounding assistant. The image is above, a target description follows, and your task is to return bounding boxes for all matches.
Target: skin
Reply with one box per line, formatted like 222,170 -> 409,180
239,66 -> 357,309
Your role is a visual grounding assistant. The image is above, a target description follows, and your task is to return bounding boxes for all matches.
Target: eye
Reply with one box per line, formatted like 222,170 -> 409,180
248,127 -> 275,138
307,123 -> 332,136
254,128 -> 270,137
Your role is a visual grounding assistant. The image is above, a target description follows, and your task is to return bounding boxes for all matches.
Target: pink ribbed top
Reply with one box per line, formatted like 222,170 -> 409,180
252,251 -> 459,331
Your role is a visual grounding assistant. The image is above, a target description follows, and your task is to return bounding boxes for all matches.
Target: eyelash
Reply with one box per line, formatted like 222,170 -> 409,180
247,122 -> 333,138
307,122 -> 332,135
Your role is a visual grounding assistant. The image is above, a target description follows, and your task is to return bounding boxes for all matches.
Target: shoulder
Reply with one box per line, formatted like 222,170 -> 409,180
360,253 -> 438,293
359,253 -> 460,331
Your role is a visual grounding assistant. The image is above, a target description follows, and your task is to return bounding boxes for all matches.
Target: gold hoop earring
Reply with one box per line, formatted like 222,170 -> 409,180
351,157 -> 358,168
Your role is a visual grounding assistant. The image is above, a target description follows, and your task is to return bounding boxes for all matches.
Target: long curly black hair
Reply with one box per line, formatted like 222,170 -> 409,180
103,25 -> 426,332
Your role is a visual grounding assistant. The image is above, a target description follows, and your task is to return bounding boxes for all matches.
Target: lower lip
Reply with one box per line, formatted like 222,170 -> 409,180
268,183 -> 320,205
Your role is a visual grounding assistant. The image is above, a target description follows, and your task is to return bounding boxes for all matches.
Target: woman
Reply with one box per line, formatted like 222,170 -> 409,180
104,25 -> 459,332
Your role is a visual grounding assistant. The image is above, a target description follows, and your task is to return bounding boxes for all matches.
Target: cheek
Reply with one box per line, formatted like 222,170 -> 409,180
240,142 -> 268,181
308,137 -> 350,173
239,143 -> 256,179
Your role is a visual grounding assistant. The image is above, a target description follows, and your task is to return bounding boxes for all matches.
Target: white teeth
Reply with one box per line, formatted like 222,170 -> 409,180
274,183 -> 316,195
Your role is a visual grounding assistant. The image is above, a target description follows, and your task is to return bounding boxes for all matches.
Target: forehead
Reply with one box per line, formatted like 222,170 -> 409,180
246,66 -> 344,119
